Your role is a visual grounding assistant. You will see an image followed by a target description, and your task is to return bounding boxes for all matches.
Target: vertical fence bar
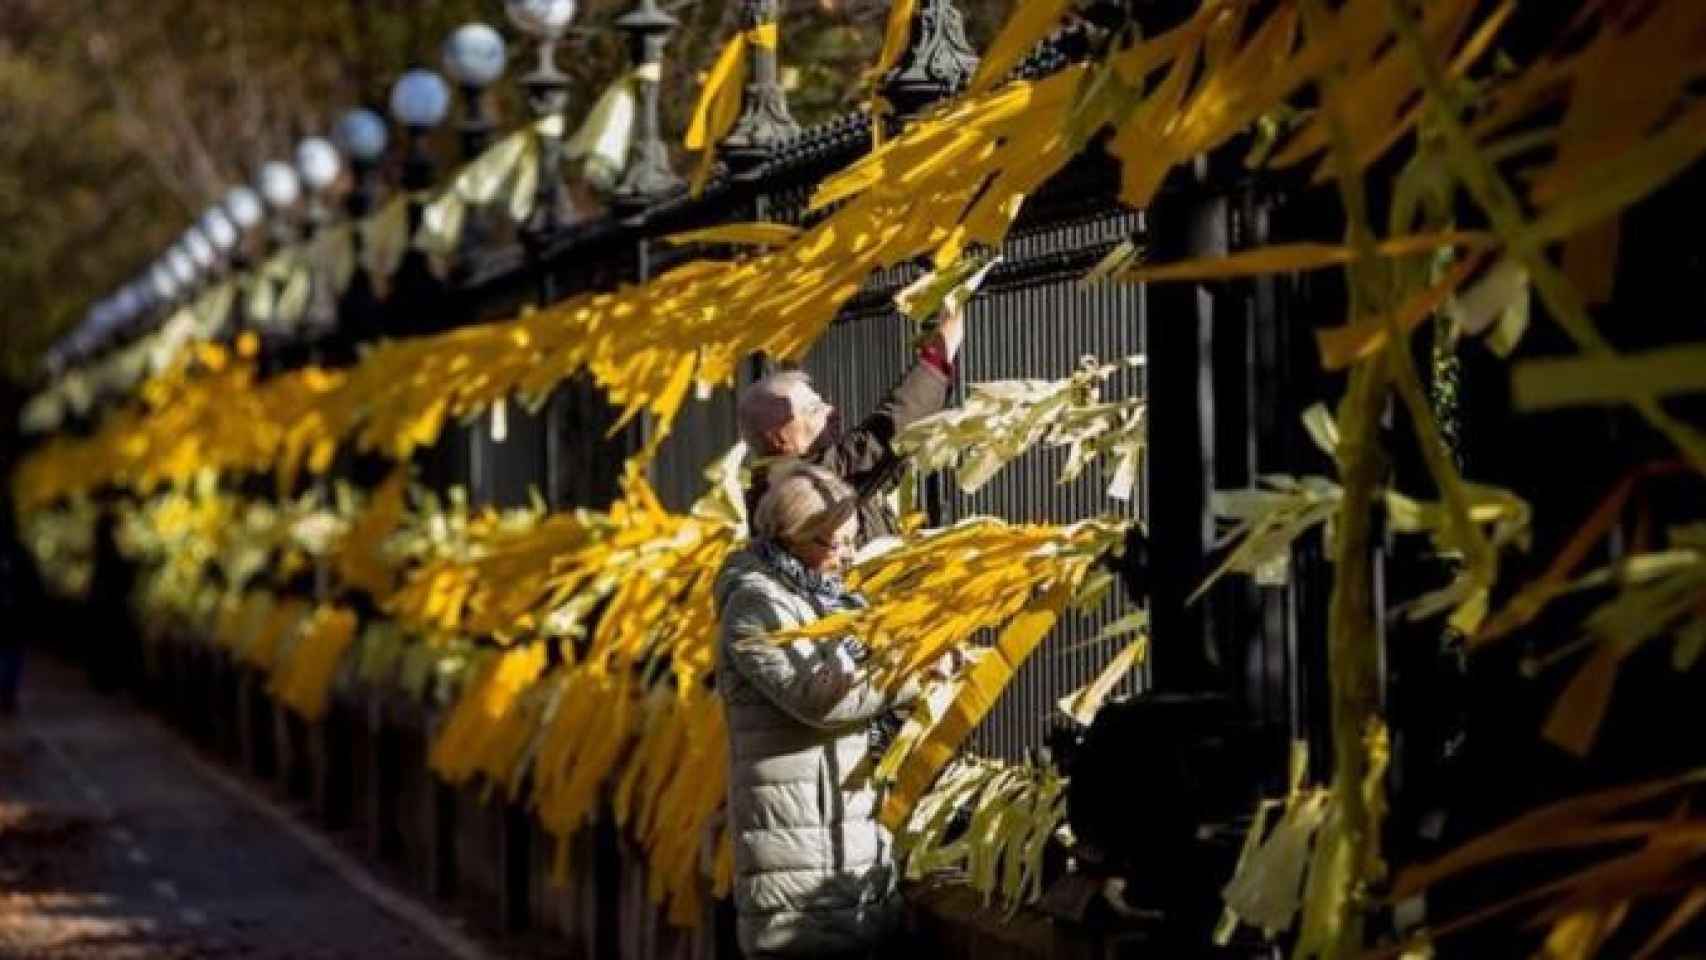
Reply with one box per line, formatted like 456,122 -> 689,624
1145,168 -> 1226,695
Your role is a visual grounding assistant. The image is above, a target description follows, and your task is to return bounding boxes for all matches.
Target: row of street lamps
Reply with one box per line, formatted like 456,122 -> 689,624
50,0 -> 607,373
50,0 -> 980,379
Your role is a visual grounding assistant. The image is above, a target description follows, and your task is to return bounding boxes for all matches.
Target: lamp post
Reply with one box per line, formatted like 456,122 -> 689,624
150,262 -> 180,309
184,226 -> 218,277
124,291 -> 145,330
389,68 -> 452,337
295,136 -> 343,352
612,0 -> 683,213
506,0 -> 578,242
720,0 -> 799,172
200,207 -> 239,269
335,107 -> 389,219
179,229 -> 216,332
256,161 -> 303,364
192,214 -> 231,342
445,23 -> 509,262
333,107 -> 389,354
129,279 -> 161,341
214,189 -> 262,346
166,244 -> 198,298
296,137 -> 342,234
85,303 -> 112,355
444,23 -> 507,161
126,275 -> 160,343
105,299 -> 131,346
224,185 -> 264,230
259,160 -> 304,254
114,284 -> 145,338
223,185 -> 265,272
390,68 -> 451,201
119,285 -> 148,347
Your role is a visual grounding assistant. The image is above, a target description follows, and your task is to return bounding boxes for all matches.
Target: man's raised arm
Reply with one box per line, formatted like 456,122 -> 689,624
819,304 -> 966,484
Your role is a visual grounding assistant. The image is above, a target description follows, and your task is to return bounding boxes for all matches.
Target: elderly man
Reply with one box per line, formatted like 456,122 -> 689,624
738,304 -> 964,545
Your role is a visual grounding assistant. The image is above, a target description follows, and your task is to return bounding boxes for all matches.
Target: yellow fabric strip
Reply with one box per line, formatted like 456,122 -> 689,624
685,22 -> 781,196
685,36 -> 749,151
867,0 -> 915,84
661,222 -> 802,247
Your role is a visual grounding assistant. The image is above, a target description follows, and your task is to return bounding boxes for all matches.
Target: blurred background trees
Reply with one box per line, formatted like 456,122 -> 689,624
0,0 -> 1015,386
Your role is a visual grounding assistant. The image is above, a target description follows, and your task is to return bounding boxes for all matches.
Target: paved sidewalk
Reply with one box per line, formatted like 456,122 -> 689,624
0,654 -> 468,959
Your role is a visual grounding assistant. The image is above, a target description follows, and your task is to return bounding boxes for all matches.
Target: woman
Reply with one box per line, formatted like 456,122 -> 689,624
714,461 -> 924,959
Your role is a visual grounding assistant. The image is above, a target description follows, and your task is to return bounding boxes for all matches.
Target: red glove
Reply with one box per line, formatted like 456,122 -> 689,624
918,337 -> 956,379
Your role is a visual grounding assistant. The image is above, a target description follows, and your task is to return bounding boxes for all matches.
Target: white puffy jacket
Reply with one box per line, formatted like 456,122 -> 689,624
714,547 -> 916,957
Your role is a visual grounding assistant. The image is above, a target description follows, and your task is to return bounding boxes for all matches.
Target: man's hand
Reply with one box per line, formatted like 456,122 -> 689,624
937,301 -> 966,362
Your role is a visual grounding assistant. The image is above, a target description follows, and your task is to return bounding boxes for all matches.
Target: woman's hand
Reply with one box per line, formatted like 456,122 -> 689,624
925,645 -> 970,683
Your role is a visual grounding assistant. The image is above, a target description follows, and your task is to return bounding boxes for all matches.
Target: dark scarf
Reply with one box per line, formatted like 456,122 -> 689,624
753,539 -> 863,612
752,539 -> 903,754
753,538 -> 871,662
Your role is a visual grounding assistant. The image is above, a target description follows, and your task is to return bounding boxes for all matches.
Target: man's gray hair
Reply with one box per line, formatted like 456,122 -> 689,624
737,369 -> 816,454
752,460 -> 856,544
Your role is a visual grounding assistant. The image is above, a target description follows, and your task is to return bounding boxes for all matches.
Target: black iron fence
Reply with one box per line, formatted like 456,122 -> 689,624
24,9 -> 1350,956
393,101 -> 1335,791
424,141 -> 1164,765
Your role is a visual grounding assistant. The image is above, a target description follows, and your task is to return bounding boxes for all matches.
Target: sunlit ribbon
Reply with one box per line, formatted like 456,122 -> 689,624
685,22 -> 779,197
567,67 -> 642,193
864,0 -> 915,149
868,0 -> 916,85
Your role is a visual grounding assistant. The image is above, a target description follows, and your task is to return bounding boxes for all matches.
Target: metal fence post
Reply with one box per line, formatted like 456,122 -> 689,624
1144,159 -> 1228,695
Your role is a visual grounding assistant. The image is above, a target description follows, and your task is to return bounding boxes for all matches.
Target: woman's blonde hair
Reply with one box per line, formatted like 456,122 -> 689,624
752,460 -> 857,544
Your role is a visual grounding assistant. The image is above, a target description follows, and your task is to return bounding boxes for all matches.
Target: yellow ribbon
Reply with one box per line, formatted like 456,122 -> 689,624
685,22 -> 779,196
862,0 -> 915,152
869,96 -> 894,150
866,0 -> 915,86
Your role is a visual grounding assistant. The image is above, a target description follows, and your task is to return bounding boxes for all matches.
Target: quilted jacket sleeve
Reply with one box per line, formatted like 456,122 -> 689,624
721,584 -> 899,730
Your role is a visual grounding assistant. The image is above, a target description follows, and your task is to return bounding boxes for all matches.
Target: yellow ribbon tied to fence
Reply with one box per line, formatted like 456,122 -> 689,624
863,0 -> 915,146
869,0 -> 915,83
567,68 -> 642,192
685,22 -> 778,196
